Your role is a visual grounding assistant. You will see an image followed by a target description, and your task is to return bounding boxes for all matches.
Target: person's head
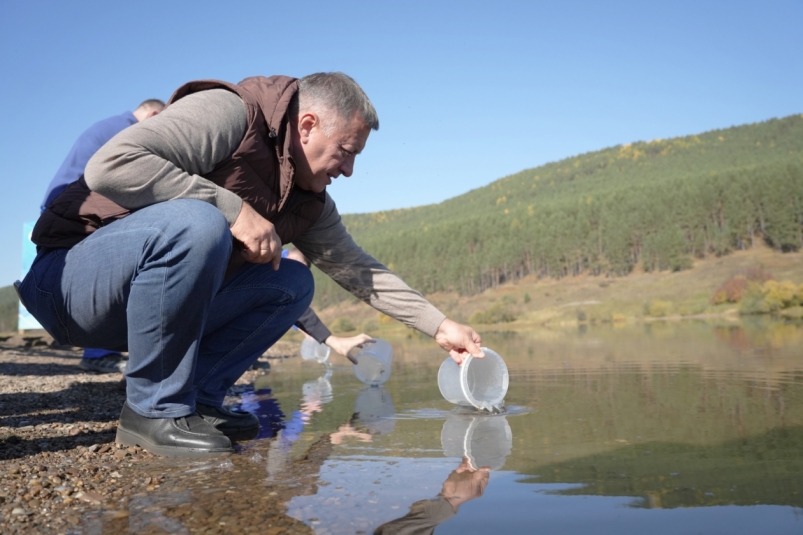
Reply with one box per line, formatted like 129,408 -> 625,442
133,98 -> 166,122
289,72 -> 379,193
285,248 -> 310,267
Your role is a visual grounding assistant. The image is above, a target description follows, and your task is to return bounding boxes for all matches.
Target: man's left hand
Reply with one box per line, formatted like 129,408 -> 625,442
434,318 -> 484,365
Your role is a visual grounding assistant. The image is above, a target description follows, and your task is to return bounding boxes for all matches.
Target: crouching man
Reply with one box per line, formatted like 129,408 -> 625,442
17,72 -> 483,457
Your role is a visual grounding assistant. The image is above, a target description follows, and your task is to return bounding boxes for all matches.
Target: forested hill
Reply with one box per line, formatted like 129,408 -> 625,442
312,114 -> 803,307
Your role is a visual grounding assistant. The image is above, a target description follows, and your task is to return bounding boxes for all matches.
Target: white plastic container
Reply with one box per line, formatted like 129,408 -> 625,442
441,413 -> 512,470
437,347 -> 508,411
300,337 -> 331,365
350,339 -> 393,386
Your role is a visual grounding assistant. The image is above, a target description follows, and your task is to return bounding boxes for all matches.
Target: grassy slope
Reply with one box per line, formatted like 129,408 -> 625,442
6,243 -> 800,339
0,238 -> 803,342
310,244 -> 803,336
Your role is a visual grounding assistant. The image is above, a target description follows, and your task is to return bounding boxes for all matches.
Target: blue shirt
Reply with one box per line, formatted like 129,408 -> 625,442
41,111 -> 137,212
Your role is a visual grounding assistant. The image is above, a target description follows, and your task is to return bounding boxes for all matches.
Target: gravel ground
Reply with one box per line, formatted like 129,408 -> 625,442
0,334 -> 319,534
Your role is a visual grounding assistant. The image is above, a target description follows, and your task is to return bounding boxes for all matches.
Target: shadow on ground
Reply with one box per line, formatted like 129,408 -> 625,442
0,361 -> 85,377
0,429 -> 118,461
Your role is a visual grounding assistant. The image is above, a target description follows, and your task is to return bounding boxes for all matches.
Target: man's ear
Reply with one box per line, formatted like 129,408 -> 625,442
146,110 -> 160,119
297,112 -> 319,144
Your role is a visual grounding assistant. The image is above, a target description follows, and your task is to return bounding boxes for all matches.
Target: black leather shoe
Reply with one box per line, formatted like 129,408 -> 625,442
196,403 -> 260,441
116,403 -> 233,458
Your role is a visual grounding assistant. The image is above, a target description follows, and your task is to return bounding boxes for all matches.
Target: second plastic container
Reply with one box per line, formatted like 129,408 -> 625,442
437,347 -> 509,411
350,339 -> 393,386
300,337 -> 331,365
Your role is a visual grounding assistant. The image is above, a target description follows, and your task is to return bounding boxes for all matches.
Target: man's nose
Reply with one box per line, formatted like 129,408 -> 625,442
339,157 -> 354,177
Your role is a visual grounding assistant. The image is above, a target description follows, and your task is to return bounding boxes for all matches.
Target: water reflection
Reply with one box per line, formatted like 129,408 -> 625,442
354,386 -> 397,435
127,490 -> 191,534
441,413 -> 512,470
373,414 -> 513,533
374,458 -> 490,534
266,369 -> 336,480
236,374 -> 285,440
75,320 -> 803,534
519,424 -> 803,509
327,386 -> 398,446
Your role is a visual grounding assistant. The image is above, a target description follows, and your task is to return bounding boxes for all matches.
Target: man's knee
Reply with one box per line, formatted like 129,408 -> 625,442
164,200 -> 232,264
285,260 -> 314,311
171,200 -> 230,241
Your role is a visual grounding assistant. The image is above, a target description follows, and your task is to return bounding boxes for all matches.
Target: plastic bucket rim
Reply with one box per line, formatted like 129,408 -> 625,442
459,348 -> 507,409
459,354 -> 478,408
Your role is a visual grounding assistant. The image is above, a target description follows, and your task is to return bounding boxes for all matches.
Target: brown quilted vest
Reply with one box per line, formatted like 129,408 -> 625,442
31,76 -> 326,251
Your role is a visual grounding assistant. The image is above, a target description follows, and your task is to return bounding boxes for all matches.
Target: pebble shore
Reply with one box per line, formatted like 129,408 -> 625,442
0,335 -> 315,534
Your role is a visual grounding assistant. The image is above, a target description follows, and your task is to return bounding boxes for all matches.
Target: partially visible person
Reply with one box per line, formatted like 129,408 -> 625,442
41,99 -> 166,374
282,248 -> 371,359
42,100 -> 166,212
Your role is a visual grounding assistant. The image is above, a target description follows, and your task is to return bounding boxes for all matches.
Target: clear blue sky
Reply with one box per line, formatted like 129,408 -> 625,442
1,0 -> 801,286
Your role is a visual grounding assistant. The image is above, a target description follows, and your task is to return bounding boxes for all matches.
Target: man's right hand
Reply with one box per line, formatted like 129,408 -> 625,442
229,201 -> 282,270
434,318 -> 484,365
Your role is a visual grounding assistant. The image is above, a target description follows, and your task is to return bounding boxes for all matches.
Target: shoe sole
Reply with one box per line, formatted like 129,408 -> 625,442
116,427 -> 233,458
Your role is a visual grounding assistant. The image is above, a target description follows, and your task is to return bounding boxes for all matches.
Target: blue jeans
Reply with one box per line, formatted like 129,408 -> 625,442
18,200 -> 313,418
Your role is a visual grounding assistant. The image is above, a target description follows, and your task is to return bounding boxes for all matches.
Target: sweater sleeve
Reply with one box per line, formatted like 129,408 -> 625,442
292,194 -> 446,338
84,89 -> 246,225
294,308 -> 332,344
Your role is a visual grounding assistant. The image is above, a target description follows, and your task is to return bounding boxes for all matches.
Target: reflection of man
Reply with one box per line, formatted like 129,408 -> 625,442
374,458 -> 490,535
329,423 -> 373,444
20,72 -> 484,458
441,458 -> 490,510
40,99 -> 165,374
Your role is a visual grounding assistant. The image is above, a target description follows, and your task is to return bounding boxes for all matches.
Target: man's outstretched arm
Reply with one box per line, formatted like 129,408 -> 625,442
293,194 -> 484,363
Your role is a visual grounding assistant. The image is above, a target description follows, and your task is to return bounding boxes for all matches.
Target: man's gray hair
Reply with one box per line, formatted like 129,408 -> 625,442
136,99 -> 166,112
293,72 -> 379,134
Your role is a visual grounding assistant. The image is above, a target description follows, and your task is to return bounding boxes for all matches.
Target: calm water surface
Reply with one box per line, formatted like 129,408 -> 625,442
91,319 -> 803,534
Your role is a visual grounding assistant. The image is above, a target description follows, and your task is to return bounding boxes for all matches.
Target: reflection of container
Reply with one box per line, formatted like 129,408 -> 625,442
353,386 -> 396,435
302,369 -> 334,404
350,339 -> 393,386
437,348 -> 508,411
300,337 -> 331,364
441,413 -> 512,470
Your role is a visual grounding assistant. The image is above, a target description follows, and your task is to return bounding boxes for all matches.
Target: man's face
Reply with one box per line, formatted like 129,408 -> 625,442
292,111 -> 371,193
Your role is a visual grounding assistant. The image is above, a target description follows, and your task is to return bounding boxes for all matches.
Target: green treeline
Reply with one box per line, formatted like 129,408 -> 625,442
310,115 -> 803,307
